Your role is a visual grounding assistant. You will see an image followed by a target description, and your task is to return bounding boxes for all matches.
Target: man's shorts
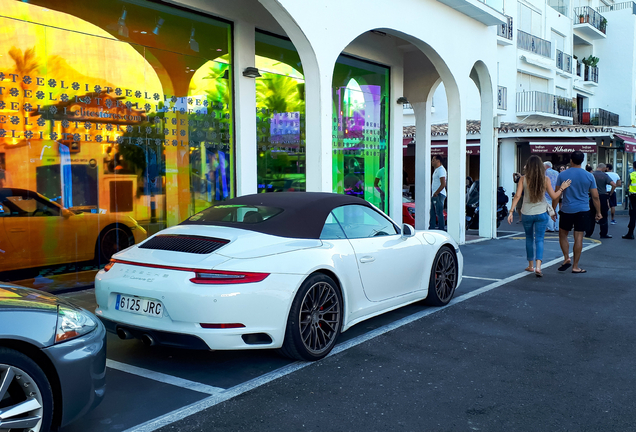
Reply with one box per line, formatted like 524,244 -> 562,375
559,211 -> 589,232
609,193 -> 617,208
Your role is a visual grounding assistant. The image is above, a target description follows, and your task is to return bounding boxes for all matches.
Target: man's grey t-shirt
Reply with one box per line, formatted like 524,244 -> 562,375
556,168 -> 597,214
592,170 -> 612,194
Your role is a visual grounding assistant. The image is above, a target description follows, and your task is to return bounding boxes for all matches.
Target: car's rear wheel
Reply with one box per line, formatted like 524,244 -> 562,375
424,246 -> 458,306
280,273 -> 343,361
0,348 -> 53,432
96,224 -> 133,265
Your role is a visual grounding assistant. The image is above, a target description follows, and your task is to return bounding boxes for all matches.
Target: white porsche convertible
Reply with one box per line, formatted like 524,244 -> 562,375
95,192 -> 462,361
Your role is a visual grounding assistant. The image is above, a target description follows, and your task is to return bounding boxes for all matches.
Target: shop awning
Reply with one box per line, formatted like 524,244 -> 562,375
615,134 -> 636,153
431,140 -> 481,156
529,139 -> 597,154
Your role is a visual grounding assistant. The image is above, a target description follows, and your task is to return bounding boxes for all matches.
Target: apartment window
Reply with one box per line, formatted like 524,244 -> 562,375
518,2 -> 542,36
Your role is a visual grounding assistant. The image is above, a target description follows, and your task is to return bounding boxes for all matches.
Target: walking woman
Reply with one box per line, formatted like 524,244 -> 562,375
508,156 -> 572,277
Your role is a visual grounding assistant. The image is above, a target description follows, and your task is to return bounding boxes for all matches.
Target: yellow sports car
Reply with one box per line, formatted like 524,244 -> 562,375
0,188 -> 147,272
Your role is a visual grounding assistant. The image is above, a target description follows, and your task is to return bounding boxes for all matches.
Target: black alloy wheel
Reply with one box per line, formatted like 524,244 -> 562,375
97,224 -> 133,264
280,273 -> 343,361
0,348 -> 54,432
424,246 -> 458,306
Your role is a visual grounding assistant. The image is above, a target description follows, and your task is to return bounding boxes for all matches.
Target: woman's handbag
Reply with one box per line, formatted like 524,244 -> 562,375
546,203 -> 556,218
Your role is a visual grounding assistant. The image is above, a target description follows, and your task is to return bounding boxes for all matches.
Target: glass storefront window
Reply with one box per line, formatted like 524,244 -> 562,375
0,0 -> 233,289
255,31 -> 305,193
332,55 -> 389,213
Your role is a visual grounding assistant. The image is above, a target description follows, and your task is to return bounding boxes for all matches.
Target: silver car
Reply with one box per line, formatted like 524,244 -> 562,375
0,283 -> 106,431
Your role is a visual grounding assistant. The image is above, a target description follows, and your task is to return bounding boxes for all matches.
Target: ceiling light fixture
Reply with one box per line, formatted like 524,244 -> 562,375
396,96 -> 409,104
189,27 -> 199,52
152,17 -> 165,35
117,7 -> 129,38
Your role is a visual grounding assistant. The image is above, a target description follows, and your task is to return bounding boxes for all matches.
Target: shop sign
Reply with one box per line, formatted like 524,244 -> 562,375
625,143 -> 636,153
431,144 -> 480,156
530,144 -> 597,154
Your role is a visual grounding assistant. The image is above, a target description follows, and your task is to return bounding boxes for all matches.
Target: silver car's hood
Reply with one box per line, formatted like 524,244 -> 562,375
0,283 -> 68,313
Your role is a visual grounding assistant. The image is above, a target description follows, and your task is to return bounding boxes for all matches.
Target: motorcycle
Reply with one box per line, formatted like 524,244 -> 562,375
465,180 -> 509,230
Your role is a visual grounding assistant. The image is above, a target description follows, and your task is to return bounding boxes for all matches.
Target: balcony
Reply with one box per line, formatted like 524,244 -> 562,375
584,64 -> 599,85
556,50 -> 572,75
574,6 -> 607,39
497,16 -> 513,45
598,2 -> 636,14
577,108 -> 619,126
435,0 -> 507,26
497,86 -> 507,110
576,60 -> 582,77
516,91 -> 574,122
517,30 -> 552,59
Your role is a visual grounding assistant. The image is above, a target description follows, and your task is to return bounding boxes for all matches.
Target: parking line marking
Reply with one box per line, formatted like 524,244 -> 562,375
106,360 -> 224,395
125,242 -> 601,432
462,276 -> 501,281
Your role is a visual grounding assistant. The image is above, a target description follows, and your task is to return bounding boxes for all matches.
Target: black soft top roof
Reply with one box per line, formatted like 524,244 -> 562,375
180,192 -> 377,239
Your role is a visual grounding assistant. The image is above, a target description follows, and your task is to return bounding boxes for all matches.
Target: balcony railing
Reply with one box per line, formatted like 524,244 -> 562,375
598,2 -> 636,14
578,108 -> 619,126
576,60 -> 582,77
497,15 -> 513,40
556,50 -> 572,73
574,6 -> 607,34
517,30 -> 552,58
497,86 -> 507,110
516,91 -> 574,117
584,64 -> 599,83
548,0 -> 569,16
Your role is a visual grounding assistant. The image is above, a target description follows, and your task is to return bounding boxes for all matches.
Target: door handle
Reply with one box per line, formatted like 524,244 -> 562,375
359,256 -> 375,263
9,228 -> 26,233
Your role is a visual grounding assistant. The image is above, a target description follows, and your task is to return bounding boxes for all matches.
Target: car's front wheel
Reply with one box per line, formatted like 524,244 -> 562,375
0,347 -> 54,432
424,246 -> 458,306
280,273 -> 343,361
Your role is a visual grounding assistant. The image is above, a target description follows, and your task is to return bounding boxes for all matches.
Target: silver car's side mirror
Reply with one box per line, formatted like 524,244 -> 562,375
401,223 -> 415,238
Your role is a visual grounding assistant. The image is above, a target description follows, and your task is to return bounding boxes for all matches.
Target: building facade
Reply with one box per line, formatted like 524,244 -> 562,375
0,0 -> 505,289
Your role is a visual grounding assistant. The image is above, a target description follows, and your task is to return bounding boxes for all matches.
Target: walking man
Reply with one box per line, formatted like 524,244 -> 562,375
585,163 -> 615,239
605,163 -> 621,224
552,151 -> 602,274
429,155 -> 446,230
544,161 -> 559,232
623,160 -> 636,239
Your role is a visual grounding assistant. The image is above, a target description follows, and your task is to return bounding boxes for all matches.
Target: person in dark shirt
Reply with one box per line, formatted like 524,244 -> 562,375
586,163 -> 615,238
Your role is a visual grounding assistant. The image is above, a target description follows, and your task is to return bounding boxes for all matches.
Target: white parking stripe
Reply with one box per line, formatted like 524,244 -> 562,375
125,242 -> 601,432
462,276 -> 501,281
106,360 -> 224,395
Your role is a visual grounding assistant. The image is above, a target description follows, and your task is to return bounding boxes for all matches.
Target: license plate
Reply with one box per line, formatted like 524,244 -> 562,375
115,294 -> 163,317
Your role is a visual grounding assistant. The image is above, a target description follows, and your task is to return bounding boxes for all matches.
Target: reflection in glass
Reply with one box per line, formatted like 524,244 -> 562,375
332,55 -> 389,213
0,0 -> 234,288
255,31 -> 305,194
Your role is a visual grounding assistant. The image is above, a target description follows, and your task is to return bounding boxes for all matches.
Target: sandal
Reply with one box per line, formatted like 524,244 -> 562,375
572,269 -> 587,274
557,261 -> 571,272
525,266 -> 535,272
535,270 -> 543,277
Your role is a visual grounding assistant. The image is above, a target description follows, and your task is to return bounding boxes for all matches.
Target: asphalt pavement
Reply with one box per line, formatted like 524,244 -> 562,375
58,215 -> 636,432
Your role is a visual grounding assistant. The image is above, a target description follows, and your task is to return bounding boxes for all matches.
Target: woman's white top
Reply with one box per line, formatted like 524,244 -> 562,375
521,179 -> 547,216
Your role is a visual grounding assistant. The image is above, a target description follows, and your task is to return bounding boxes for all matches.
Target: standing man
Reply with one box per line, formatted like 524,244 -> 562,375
429,155 -> 446,230
544,161 -> 559,232
586,163 -> 615,238
623,160 -> 636,239
605,163 -> 621,224
552,151 -> 602,274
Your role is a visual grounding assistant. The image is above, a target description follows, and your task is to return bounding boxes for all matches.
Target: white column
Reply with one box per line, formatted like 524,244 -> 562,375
305,64 -> 333,193
389,66 -> 405,222
234,20 -> 257,196
499,138 -> 516,206
413,101 -> 432,230
446,83 -> 467,244
478,106 -> 496,239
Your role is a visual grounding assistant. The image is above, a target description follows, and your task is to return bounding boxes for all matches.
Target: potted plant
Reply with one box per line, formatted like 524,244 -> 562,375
601,17 -> 607,32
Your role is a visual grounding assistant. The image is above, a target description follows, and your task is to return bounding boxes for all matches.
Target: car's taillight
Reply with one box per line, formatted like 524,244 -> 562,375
190,270 -> 269,284
200,323 -> 245,329
103,259 -> 116,272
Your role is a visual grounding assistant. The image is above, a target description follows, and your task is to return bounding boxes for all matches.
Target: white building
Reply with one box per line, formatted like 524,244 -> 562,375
403,0 -> 636,210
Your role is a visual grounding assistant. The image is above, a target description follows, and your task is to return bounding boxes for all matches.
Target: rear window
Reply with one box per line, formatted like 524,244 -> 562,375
185,205 -> 283,224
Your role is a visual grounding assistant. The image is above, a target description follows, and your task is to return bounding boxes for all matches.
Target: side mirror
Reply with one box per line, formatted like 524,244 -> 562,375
401,223 -> 415,238
62,209 -> 74,218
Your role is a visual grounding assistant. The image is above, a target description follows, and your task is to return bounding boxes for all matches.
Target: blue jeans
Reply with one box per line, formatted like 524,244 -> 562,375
429,194 -> 446,230
521,212 -> 550,261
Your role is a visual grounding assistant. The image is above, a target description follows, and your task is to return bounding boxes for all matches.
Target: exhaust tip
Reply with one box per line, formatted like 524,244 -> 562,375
141,334 -> 155,347
116,327 -> 132,340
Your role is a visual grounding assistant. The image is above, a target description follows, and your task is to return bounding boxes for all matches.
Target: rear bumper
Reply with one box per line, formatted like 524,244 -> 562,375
100,317 -> 209,350
43,319 -> 107,428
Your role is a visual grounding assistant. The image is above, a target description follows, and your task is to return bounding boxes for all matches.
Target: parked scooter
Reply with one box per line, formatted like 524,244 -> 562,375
465,180 -> 509,230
